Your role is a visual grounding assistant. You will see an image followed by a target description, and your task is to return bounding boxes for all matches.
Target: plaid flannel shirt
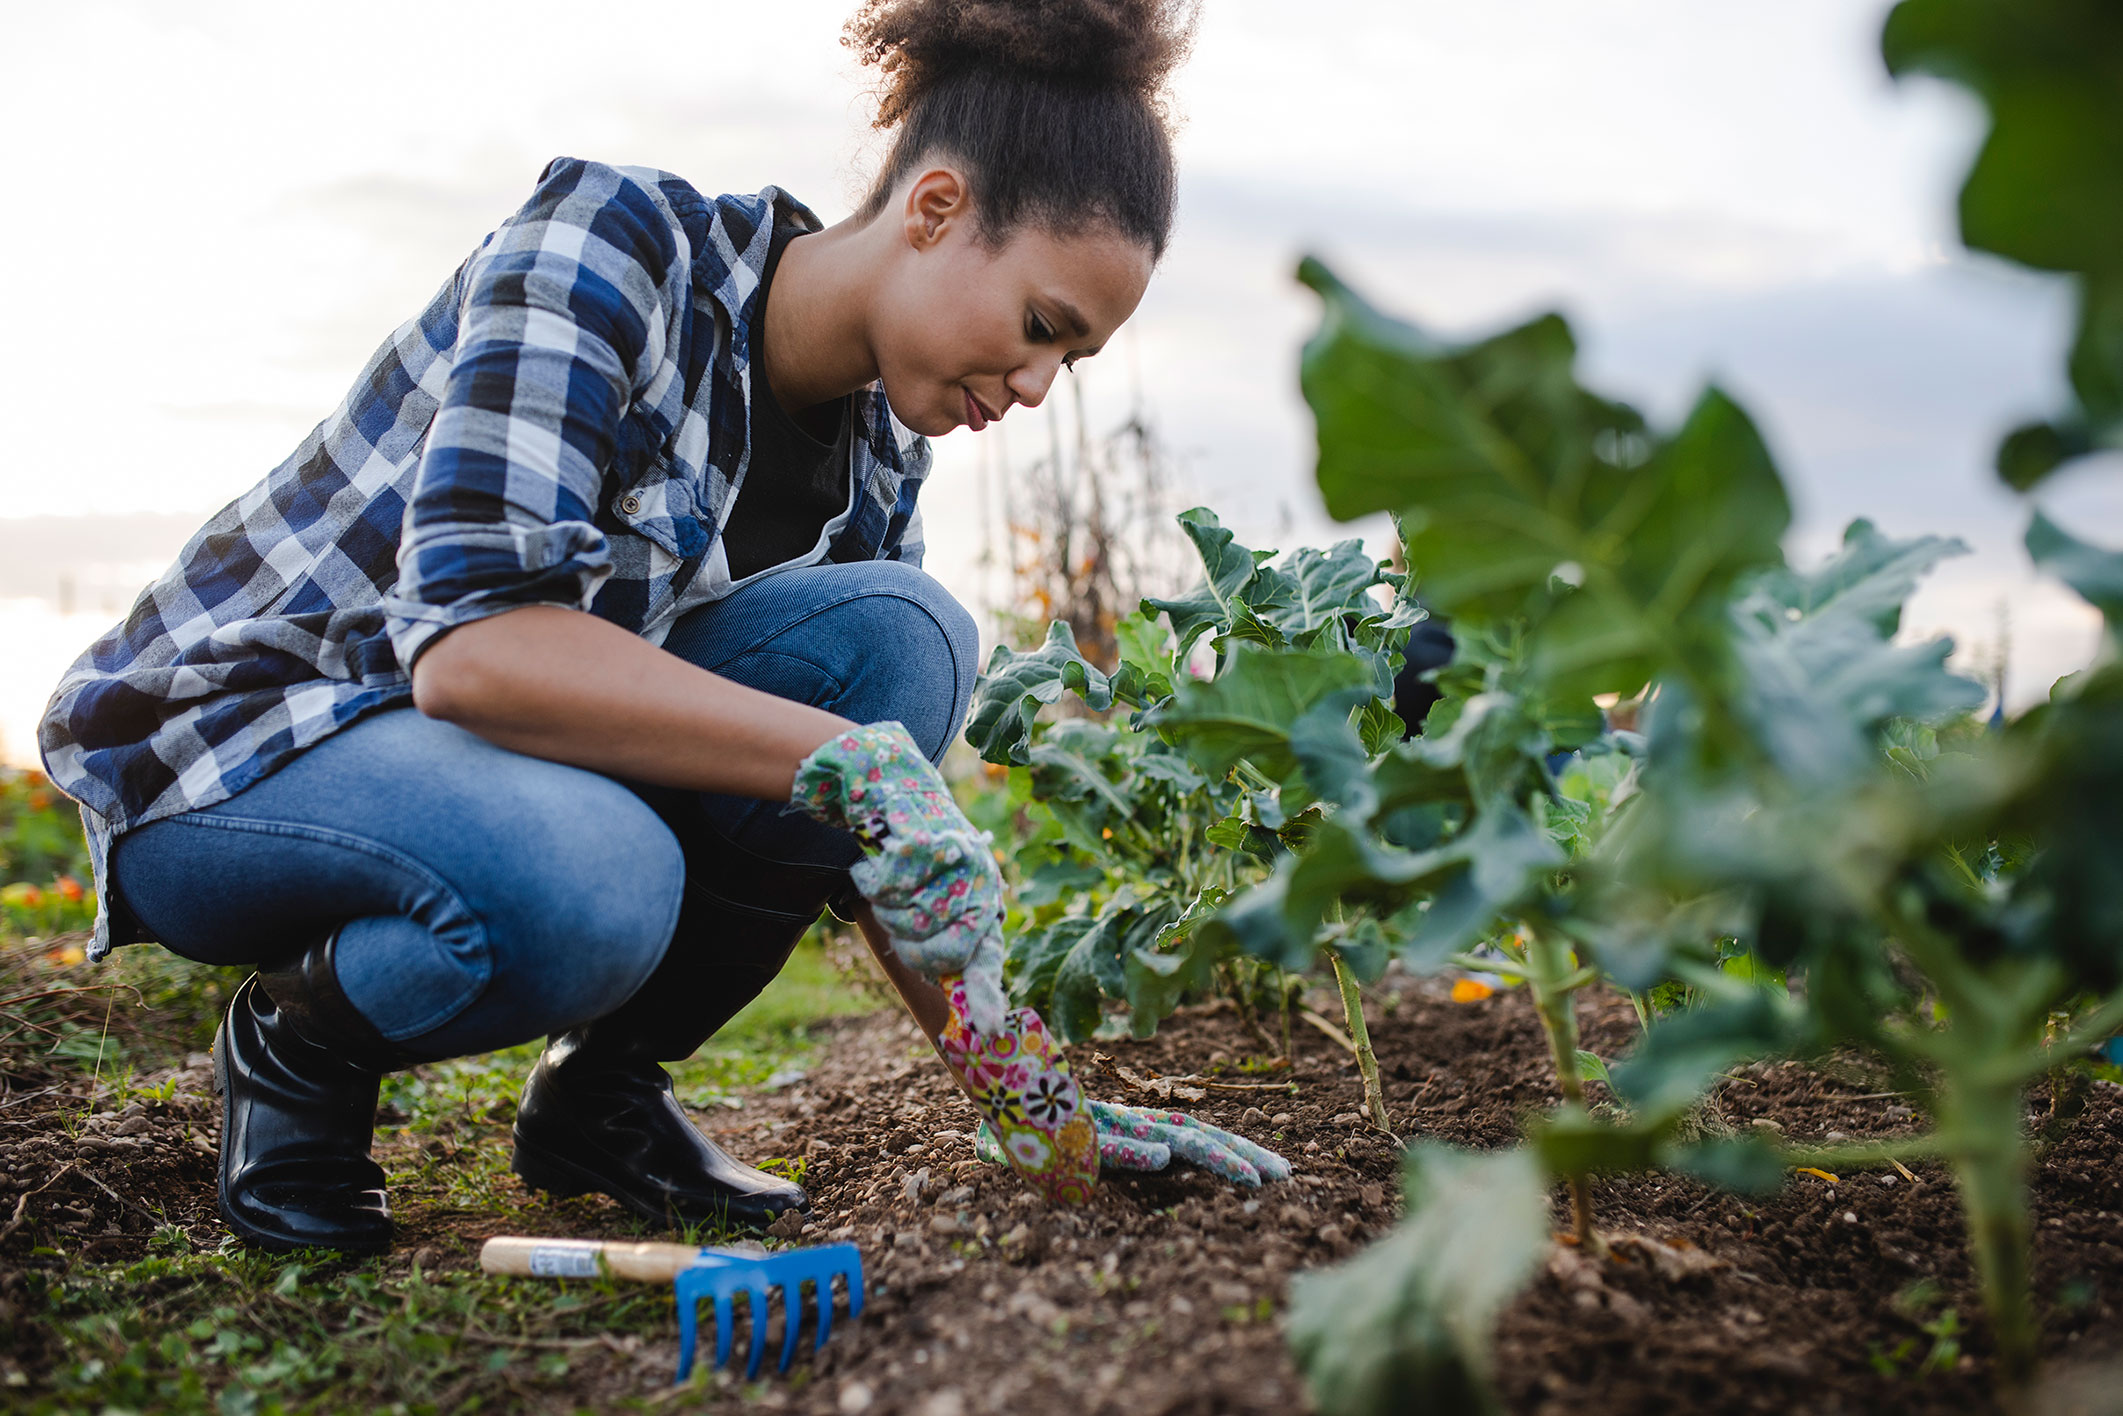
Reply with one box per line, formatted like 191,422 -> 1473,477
39,157 -> 932,959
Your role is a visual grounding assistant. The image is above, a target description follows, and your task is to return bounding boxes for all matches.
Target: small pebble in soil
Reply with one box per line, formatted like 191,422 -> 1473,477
1824,1130 -> 1847,1143
903,1167 -> 929,1201
838,1380 -> 875,1414
1318,1224 -> 1347,1246
1878,1175 -> 1899,1187
939,1185 -> 974,1206
1359,1185 -> 1384,1209
1332,1112 -> 1362,1127
1304,1140 -> 1321,1154
1885,1104 -> 1915,1119
929,1215 -> 960,1236
1272,1112 -> 1293,1126
1280,1205 -> 1310,1227
1749,1118 -> 1784,1133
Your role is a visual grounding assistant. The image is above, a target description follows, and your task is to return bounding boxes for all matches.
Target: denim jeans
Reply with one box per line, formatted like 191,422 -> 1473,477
108,561 -> 979,1060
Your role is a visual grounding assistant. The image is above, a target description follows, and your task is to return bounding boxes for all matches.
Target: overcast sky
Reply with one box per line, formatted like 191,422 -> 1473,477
2,0 -> 2117,763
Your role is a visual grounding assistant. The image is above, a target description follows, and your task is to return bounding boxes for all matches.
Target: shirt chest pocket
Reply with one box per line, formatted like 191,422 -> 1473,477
608,416 -> 712,561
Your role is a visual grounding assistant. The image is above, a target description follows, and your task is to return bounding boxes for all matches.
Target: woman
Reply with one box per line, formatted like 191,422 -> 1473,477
38,0 -> 1269,1255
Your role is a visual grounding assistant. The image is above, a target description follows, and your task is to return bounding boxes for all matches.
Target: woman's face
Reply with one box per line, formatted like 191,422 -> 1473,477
871,171 -> 1154,438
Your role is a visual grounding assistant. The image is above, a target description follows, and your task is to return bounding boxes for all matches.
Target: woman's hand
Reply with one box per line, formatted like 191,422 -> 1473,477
977,1100 -> 1293,1188
791,723 -> 1008,1033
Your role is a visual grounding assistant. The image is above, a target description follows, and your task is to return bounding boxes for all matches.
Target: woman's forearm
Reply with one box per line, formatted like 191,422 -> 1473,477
410,604 -> 850,799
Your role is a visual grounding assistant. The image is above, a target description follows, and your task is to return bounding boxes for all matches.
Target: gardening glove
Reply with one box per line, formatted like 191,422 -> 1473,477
936,975 -> 1102,1205
976,1099 -> 1294,1189
792,723 -> 1009,1034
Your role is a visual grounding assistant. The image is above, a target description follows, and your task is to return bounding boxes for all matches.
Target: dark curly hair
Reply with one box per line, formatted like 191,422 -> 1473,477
844,0 -> 1196,259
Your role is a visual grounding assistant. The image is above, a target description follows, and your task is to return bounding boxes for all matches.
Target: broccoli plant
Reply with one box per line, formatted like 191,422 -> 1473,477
1280,248 -> 2122,1409
963,509 -> 1422,1121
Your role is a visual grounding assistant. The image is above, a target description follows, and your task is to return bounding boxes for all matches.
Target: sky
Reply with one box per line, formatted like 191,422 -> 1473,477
1,0 -> 2117,765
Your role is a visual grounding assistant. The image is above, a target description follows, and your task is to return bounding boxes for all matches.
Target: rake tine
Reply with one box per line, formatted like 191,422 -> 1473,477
743,1282 -> 769,1380
713,1288 -> 736,1371
846,1254 -> 866,1319
813,1273 -> 835,1354
675,1281 -> 701,1385
779,1280 -> 804,1373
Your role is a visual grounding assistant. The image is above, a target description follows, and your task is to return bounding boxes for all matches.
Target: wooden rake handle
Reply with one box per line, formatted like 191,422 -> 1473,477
479,1236 -> 710,1284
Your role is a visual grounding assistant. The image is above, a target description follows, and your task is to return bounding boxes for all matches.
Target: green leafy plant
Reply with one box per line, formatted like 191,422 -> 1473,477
965,508 -> 1421,1119
1279,244 -> 2123,1408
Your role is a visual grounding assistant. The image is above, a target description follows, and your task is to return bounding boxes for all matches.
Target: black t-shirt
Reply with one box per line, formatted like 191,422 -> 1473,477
721,223 -> 853,582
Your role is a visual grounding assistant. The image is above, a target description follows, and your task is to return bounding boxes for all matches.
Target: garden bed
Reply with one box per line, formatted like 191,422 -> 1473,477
5,956 -> 2120,1414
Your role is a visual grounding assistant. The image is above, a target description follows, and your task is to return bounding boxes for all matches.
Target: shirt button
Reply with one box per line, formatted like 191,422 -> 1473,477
619,494 -> 643,516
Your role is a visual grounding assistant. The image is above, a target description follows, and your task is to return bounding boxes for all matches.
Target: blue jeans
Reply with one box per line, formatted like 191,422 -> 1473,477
108,561 -> 979,1060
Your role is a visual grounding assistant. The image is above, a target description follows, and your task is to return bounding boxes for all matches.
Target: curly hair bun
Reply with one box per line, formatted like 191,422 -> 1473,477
847,0 -> 1196,129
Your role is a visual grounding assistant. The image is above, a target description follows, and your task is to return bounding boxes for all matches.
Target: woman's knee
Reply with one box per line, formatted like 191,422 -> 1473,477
492,786 -> 685,1012
818,563 -> 981,761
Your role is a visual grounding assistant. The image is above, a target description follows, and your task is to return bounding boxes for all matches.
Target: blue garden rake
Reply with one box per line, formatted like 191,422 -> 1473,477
480,1235 -> 865,1383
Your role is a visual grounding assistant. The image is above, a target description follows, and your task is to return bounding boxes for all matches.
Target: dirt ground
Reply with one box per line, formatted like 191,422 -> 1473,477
5,974 -> 2123,1414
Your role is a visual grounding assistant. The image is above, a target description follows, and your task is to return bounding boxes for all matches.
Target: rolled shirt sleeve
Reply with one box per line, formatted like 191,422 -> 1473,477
384,157 -> 689,669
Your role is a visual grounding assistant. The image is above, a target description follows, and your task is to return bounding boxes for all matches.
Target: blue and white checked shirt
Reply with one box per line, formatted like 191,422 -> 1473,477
39,157 -> 932,959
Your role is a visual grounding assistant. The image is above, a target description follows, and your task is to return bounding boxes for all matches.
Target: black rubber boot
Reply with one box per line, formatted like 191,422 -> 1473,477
511,892 -> 817,1230
212,934 -> 416,1254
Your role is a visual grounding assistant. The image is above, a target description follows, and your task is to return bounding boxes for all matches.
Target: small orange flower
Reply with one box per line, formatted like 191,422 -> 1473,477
26,790 -> 51,812
2,883 -> 44,909
1450,978 -> 1494,1004
56,876 -> 85,903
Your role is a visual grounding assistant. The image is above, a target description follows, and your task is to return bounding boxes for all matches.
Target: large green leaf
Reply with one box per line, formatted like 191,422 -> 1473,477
1730,520 -> 1985,784
1122,885 -> 1231,1036
1148,644 -> 1377,783
1259,539 -> 1389,638
1288,1144 -> 1549,1416
1884,0 -> 2123,485
2027,511 -> 2123,638
1299,258 -> 1791,698
964,622 -> 1115,766
1141,507 -> 1279,658
1048,893 -> 1166,1043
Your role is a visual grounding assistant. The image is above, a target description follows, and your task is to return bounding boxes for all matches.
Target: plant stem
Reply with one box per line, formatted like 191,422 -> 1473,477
1326,946 -> 1394,1141
1522,925 -> 1600,1251
1941,1071 -> 2038,1400
1277,965 -> 1294,1063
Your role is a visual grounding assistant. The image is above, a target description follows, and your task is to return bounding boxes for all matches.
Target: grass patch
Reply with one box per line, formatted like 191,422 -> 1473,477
5,916 -> 888,1414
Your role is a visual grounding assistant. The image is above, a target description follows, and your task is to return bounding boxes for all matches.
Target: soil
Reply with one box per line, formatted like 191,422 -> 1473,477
5,976 -> 2122,1415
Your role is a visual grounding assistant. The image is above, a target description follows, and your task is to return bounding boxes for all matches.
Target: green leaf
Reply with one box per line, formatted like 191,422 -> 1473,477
1298,257 -> 1790,698
1114,608 -> 1179,702
1884,0 -> 2123,484
1049,896 -> 1164,1043
1730,520 -> 1985,785
1005,915 -> 1095,1009
1609,991 -> 1807,1118
1142,508 -> 1276,658
1149,644 -> 1377,783
1288,1144 -> 1549,1416
1573,1049 -> 1612,1086
2028,511 -> 2123,638
1122,886 -> 1233,1036
964,622 -> 1115,765
1259,540 -> 1389,638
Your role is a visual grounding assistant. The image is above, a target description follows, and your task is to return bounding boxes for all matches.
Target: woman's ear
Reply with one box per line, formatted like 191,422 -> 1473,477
902,166 -> 972,250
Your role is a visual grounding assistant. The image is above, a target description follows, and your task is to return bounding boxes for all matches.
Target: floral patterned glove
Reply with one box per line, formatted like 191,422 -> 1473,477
936,976 -> 1101,1205
792,723 -> 1008,1033
976,1100 -> 1294,1189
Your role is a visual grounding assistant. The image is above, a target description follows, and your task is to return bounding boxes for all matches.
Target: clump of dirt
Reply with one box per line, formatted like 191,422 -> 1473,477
6,976 -> 2122,1415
